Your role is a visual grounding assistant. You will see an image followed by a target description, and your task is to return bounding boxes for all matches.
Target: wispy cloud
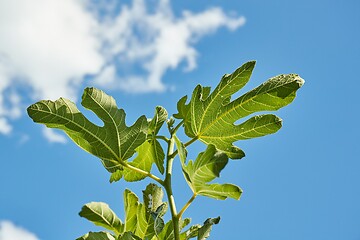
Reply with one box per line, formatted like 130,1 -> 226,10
92,0 -> 245,93
0,221 -> 39,240
0,0 -> 245,141
0,118 -> 12,135
42,128 -> 67,144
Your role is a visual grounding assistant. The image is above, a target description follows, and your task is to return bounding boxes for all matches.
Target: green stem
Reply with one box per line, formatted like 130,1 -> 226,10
184,136 -> 199,147
178,193 -> 197,219
169,136 -> 199,159
155,135 -> 170,143
121,162 -> 164,185
164,137 -> 180,240
172,120 -> 184,134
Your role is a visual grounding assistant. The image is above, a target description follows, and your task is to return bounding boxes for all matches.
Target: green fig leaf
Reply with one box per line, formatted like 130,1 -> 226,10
27,87 -> 148,173
135,204 -> 155,239
143,183 -> 164,212
175,61 -> 304,159
197,217 -> 220,240
148,106 -> 168,136
119,232 -> 142,240
124,189 -> 139,233
181,225 -> 201,240
76,231 -> 116,240
181,145 -> 242,200
79,202 -> 123,235
157,218 -> 192,240
122,140 -> 161,182
147,106 -> 167,174
133,183 -> 167,239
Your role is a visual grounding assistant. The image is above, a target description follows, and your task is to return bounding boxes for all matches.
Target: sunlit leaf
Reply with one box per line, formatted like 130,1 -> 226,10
124,189 -> 139,233
148,106 -> 168,136
133,183 -> 167,239
181,145 -> 242,200
175,61 -> 304,158
122,140 -> 160,182
143,183 -> 164,212
148,106 -> 167,174
79,202 -> 123,234
27,87 -> 148,173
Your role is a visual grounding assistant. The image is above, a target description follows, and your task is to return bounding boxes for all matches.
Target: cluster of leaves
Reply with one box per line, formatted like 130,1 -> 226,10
77,183 -> 219,240
27,61 -> 304,239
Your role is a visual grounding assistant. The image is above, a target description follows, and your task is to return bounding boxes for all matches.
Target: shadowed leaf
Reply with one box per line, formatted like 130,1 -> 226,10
76,231 -> 116,240
197,217 -> 220,240
119,232 -> 142,240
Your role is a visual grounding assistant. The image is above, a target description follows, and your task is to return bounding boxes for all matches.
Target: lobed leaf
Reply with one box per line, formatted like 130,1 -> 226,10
179,144 -> 242,200
27,87 -> 148,173
109,107 -> 167,182
175,61 -> 304,159
79,202 -> 123,235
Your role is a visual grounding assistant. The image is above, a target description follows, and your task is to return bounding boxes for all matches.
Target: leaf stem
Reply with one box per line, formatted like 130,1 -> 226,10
121,162 -> 164,185
164,137 -> 180,240
178,193 -> 197,219
155,135 -> 170,143
169,136 -> 199,159
172,120 -> 184,134
184,136 -> 199,147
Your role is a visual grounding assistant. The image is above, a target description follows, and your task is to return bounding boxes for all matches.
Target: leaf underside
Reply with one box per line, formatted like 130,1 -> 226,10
79,202 -> 123,235
27,87 -> 160,179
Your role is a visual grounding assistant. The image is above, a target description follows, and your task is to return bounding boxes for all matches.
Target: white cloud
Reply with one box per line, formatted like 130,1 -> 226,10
0,221 -> 39,240
0,0 -> 104,141
0,118 -> 12,135
0,0 -> 245,140
93,0 -> 245,93
42,128 -> 67,144
0,0 -> 103,100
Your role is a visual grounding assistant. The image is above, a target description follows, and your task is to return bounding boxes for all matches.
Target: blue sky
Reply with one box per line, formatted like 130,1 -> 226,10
1,0 -> 359,239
